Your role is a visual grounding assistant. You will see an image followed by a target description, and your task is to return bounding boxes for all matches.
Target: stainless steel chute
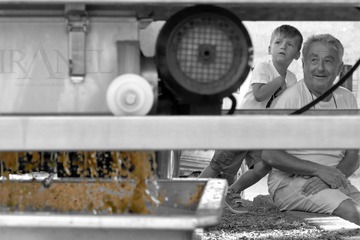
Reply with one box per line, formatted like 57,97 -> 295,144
0,178 -> 227,240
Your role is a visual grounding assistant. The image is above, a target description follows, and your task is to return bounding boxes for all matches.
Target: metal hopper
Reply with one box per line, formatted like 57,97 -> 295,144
0,177 -> 227,240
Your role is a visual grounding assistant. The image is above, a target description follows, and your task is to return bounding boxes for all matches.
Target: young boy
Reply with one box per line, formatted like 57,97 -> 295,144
199,24 -> 303,213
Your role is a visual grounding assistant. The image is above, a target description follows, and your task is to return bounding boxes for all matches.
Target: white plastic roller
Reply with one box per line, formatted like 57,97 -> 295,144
106,74 -> 154,116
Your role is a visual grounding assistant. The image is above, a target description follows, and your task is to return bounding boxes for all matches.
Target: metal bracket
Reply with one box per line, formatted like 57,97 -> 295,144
66,10 -> 89,84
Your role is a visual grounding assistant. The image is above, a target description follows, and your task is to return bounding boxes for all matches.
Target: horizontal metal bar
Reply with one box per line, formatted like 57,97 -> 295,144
0,0 -> 358,6
0,1 -> 358,21
226,109 -> 360,115
0,115 -> 359,151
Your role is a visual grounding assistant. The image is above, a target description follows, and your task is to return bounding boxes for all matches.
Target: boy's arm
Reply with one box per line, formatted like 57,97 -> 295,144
252,76 -> 286,102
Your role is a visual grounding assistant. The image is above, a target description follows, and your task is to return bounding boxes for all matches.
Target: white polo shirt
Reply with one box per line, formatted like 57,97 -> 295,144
272,79 -> 358,167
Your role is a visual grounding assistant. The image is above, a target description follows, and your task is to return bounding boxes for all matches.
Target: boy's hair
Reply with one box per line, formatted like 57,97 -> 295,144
302,34 -> 344,62
270,25 -> 303,51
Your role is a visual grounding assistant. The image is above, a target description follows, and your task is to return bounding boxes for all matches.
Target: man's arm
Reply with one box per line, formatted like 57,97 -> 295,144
262,150 -> 347,189
301,149 -> 359,196
336,149 -> 359,178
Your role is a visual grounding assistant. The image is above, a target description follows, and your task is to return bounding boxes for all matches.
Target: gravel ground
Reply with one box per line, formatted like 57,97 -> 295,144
201,195 -> 360,240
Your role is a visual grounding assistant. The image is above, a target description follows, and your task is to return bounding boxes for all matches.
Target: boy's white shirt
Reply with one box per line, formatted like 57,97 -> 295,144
239,59 -> 297,109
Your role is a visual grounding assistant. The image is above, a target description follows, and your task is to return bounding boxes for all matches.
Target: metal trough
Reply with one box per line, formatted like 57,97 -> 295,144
0,178 -> 227,240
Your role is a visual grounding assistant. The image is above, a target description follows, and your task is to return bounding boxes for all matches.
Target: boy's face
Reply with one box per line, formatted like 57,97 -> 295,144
269,34 -> 301,64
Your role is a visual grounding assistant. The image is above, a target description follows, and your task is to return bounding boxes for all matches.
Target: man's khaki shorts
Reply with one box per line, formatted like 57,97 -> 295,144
270,175 -> 360,214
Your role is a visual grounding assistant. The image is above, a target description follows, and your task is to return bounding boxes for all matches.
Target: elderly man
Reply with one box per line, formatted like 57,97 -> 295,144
262,34 -> 360,225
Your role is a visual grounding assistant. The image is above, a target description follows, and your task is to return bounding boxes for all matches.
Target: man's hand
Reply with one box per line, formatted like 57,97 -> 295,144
302,177 -> 329,196
316,166 -> 348,190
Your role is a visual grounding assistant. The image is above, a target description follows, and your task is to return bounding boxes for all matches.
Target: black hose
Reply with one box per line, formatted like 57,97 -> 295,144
227,94 -> 237,115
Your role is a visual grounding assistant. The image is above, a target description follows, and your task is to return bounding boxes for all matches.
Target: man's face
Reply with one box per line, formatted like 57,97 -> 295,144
303,41 -> 343,97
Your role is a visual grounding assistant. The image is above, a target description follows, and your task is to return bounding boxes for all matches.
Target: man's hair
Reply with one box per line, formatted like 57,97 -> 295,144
302,34 -> 344,62
270,25 -> 303,51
